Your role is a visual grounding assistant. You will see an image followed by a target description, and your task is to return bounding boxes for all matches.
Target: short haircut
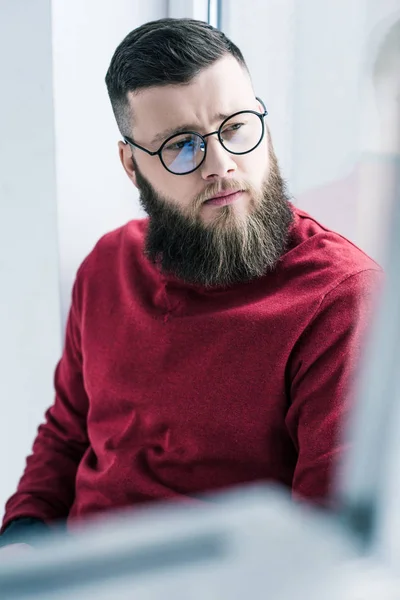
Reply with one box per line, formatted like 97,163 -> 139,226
105,18 -> 248,136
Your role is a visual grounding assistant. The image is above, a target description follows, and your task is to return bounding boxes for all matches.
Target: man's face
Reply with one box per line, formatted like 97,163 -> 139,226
119,54 -> 293,286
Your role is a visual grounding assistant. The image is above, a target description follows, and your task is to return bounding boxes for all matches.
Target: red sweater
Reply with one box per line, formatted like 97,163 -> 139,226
2,207 -> 381,531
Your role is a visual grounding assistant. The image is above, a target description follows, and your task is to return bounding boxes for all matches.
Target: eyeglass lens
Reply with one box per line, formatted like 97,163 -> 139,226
161,112 -> 263,174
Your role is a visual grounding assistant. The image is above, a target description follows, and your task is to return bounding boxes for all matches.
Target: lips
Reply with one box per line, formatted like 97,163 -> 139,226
203,190 -> 244,207
204,189 -> 243,203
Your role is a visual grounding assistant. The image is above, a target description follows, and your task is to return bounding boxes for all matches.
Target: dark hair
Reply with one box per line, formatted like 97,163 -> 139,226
105,18 -> 248,136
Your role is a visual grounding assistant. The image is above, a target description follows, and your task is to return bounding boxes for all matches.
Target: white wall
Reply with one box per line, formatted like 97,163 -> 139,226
52,0 -> 168,323
290,0 -> 367,243
222,0 -> 296,182
168,0 -> 209,21
357,2 -> 400,262
0,0 -> 61,516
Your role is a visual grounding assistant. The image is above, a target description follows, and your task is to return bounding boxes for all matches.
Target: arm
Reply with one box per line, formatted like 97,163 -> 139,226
1,273 -> 89,534
285,268 -> 382,504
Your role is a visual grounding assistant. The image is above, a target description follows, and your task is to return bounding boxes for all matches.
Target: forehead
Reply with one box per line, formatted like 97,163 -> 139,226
128,55 -> 255,142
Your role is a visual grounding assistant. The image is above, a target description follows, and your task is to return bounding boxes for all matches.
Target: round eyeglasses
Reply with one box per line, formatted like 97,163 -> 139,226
123,97 -> 268,176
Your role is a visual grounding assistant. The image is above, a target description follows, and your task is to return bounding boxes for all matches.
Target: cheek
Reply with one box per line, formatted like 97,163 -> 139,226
238,144 -> 269,185
141,157 -> 197,206
167,175 -> 203,210
139,156 -> 171,192
165,180 -> 195,208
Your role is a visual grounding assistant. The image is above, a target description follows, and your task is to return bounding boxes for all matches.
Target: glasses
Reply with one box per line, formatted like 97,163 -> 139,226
123,97 -> 268,176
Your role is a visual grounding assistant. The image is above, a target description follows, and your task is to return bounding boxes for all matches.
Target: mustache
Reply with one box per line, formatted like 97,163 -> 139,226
193,179 -> 253,207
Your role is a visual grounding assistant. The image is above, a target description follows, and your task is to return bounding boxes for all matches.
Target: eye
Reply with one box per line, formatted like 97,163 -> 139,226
221,122 -> 245,137
165,138 -> 195,151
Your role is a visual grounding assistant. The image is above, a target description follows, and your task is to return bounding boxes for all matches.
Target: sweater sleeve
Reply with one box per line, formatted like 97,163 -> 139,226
285,268 -> 383,505
1,272 -> 89,533
0,518 -> 49,547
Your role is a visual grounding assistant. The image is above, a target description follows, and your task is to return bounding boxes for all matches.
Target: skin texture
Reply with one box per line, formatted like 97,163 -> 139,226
118,55 -> 271,226
117,55 -> 294,287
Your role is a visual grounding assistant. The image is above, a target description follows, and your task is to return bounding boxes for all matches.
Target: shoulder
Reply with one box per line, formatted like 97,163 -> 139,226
76,218 -> 149,282
281,206 -> 382,297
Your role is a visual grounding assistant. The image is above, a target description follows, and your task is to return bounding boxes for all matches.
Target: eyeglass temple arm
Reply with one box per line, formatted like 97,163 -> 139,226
256,97 -> 268,117
123,136 -> 159,156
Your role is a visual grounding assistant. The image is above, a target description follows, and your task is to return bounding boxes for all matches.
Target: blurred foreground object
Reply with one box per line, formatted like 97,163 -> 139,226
0,485 -> 399,600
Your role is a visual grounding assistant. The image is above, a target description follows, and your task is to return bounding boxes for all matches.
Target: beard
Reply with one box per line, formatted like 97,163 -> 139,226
134,142 -> 294,288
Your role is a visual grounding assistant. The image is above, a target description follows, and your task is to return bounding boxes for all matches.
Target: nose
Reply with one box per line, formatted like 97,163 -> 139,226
200,135 -> 237,181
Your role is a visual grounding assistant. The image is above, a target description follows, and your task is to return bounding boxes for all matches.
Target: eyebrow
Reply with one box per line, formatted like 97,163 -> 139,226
150,111 -> 233,147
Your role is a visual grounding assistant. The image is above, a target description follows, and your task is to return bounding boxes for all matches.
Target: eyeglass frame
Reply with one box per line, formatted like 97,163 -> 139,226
123,97 -> 268,176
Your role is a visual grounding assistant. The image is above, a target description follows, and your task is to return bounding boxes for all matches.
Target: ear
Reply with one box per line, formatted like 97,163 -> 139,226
118,141 -> 138,188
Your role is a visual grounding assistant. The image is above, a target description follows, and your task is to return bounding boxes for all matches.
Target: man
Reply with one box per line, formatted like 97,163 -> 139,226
0,18 -> 381,549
